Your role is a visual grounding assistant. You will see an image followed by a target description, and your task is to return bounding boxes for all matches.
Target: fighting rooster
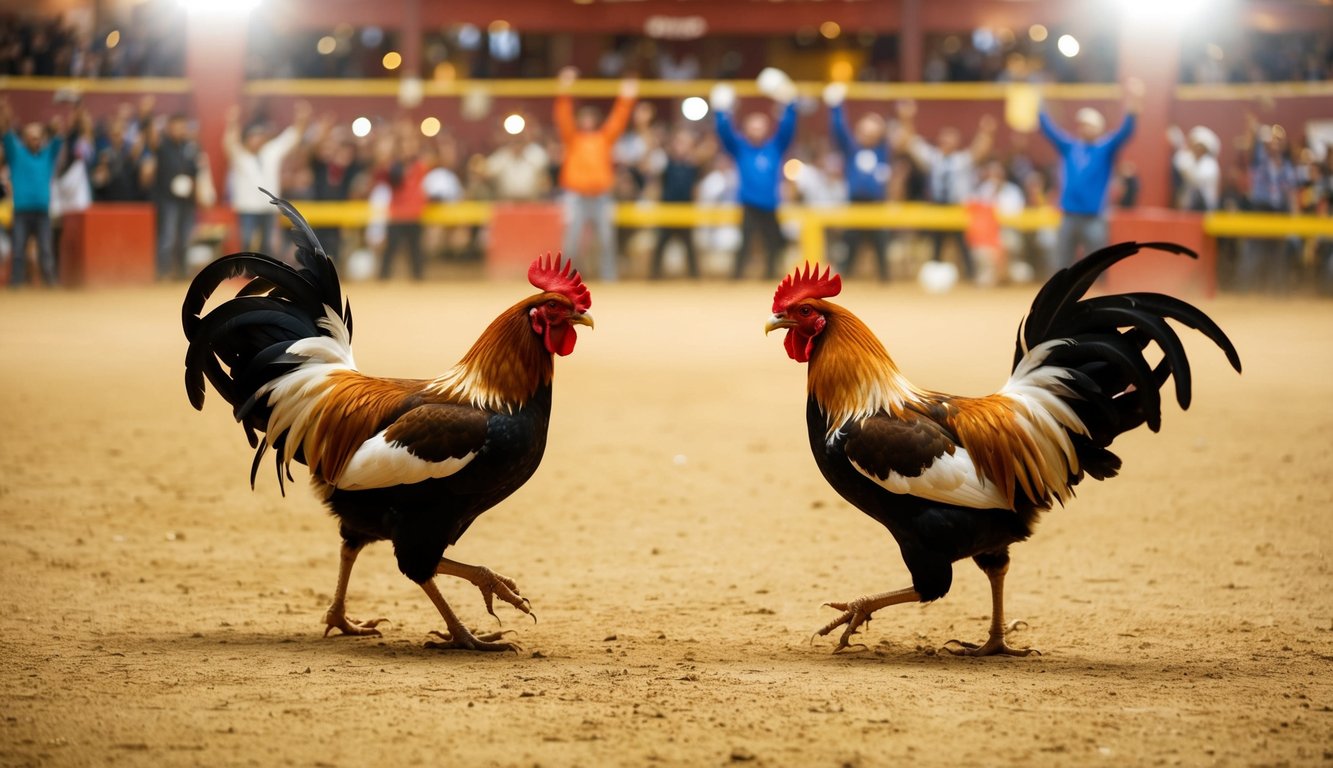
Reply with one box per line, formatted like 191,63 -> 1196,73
765,243 -> 1240,656
183,193 -> 592,651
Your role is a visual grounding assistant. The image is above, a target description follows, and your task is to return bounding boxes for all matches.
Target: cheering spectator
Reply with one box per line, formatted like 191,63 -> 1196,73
901,100 -> 996,280
304,114 -> 366,264
1,101 -> 64,286
1235,121 -> 1299,292
554,66 -> 637,281
1038,78 -> 1144,269
377,132 -> 429,281
148,114 -> 201,280
711,68 -> 798,280
824,82 -> 894,281
648,128 -> 709,280
90,116 -> 145,201
225,101 -> 310,254
1168,124 -> 1222,211
484,121 -> 550,202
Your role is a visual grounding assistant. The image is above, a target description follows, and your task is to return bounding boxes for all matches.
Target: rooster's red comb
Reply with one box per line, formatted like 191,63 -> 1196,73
528,252 -> 591,312
773,262 -> 841,313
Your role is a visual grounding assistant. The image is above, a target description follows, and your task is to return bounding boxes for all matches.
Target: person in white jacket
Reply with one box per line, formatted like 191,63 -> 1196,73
225,101 -> 311,253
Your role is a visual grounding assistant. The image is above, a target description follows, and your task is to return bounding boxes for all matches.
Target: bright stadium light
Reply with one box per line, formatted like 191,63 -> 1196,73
1057,34 -> 1080,58
782,158 -> 804,182
681,97 -> 708,122
351,117 -> 372,138
1116,0 -> 1208,24
503,114 -> 526,135
179,0 -> 260,15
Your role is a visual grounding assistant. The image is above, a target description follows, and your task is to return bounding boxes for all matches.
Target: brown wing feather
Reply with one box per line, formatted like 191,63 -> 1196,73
935,394 -> 1055,508
383,404 -> 489,463
306,373 -> 425,484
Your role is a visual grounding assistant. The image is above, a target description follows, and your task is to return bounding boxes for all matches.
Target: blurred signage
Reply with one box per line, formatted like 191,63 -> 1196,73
644,15 -> 708,40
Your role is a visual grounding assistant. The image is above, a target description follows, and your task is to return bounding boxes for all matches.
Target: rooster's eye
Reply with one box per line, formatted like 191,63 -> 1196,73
799,306 -> 812,316
546,300 -> 558,309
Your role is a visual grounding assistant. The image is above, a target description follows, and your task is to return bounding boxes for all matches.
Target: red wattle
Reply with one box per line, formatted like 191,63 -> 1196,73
784,329 -> 812,363
546,324 -> 578,356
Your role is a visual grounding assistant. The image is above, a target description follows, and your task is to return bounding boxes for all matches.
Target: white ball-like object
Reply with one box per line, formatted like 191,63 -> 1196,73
344,247 -> 376,282
709,83 -> 736,113
918,260 -> 959,294
170,173 -> 193,199
757,67 -> 796,104
823,82 -> 847,107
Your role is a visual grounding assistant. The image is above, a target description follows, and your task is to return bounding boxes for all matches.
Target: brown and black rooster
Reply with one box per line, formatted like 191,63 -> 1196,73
766,243 -> 1241,655
183,193 -> 592,651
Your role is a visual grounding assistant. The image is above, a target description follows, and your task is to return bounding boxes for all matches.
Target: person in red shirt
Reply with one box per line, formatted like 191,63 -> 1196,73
554,66 -> 637,281
378,132 -> 429,281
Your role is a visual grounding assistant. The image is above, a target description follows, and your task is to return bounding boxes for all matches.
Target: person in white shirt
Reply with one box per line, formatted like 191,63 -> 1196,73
1168,124 -> 1221,211
225,101 -> 311,254
484,129 -> 549,202
900,101 -> 996,280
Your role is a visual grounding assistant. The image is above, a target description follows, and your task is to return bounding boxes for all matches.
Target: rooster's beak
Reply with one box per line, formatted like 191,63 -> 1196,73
569,312 -> 595,329
765,313 -> 794,335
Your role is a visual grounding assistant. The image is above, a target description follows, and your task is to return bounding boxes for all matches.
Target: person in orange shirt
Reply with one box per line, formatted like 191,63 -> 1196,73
554,66 -> 637,281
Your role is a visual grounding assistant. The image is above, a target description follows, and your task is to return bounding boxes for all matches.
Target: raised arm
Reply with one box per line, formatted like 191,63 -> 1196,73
600,77 -> 638,140
773,101 -> 798,153
711,83 -> 742,157
829,104 -> 855,156
969,114 -> 997,162
1038,109 -> 1073,154
553,66 -> 578,143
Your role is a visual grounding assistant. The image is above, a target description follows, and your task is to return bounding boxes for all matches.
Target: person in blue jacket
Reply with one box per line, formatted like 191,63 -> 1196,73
823,82 -> 893,281
710,71 -> 797,280
1038,78 -> 1144,268
1,101 -> 64,287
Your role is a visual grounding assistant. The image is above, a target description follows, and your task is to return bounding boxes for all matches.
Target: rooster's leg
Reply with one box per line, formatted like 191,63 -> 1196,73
435,558 -> 533,621
419,579 -> 520,652
816,587 -> 921,652
943,561 -> 1039,657
323,540 -> 389,637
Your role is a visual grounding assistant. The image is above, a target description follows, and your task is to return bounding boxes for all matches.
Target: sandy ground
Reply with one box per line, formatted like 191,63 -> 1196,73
1,276 -> 1330,768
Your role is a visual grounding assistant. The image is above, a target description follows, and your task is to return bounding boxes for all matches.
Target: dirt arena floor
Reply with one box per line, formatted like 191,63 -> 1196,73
1,275 -> 1330,767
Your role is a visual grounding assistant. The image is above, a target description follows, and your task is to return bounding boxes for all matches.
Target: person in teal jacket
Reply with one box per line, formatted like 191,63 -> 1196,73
1,102 -> 64,286
1038,78 -> 1143,268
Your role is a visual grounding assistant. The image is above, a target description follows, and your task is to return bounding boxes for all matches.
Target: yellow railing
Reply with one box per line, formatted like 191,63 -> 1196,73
3,202 -> 1326,263
1201,211 -> 1333,238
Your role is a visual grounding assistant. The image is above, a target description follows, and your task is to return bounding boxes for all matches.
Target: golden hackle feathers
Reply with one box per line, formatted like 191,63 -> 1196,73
805,304 -> 921,440
426,297 -> 556,413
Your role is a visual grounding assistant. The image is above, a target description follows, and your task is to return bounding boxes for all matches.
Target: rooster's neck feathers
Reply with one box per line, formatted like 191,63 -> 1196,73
807,307 -> 921,439
427,300 -> 554,413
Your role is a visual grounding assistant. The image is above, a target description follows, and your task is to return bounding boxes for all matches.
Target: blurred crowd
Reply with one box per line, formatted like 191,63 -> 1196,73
0,8 -> 185,78
3,83 -> 1329,292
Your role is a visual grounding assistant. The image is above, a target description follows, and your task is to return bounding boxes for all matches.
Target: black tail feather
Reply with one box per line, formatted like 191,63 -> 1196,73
183,192 -> 350,489
1016,241 -> 1241,482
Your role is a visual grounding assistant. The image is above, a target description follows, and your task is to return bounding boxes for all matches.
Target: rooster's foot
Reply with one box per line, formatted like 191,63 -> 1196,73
816,599 -> 876,653
437,560 -> 535,623
424,628 -> 520,653
813,587 -> 921,653
943,622 -> 1039,657
322,607 -> 388,638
